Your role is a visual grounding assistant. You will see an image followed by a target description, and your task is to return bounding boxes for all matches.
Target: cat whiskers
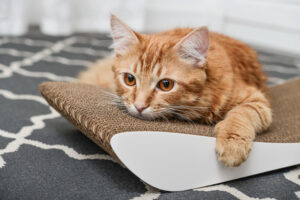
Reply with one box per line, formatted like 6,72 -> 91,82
99,91 -> 220,124
100,90 -> 128,112
169,105 -> 223,121
168,105 -> 212,112
155,111 -> 170,123
157,104 -> 219,126
154,107 -> 196,127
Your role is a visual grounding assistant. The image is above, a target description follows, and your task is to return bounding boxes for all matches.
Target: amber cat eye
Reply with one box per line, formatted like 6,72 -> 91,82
124,73 -> 136,86
158,79 -> 174,91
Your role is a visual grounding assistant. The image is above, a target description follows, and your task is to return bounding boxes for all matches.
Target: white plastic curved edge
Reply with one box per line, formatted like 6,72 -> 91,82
110,131 -> 300,191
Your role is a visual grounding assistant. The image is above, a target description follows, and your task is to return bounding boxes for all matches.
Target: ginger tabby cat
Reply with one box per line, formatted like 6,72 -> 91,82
78,15 -> 272,167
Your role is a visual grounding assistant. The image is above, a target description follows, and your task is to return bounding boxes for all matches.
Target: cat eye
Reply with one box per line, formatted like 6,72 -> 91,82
157,79 -> 174,91
124,73 -> 136,86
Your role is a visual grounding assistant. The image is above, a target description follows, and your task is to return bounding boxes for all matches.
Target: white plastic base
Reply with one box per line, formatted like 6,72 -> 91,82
110,131 -> 300,191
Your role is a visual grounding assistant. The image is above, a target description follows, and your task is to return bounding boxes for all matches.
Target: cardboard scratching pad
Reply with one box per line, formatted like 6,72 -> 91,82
40,79 -> 300,191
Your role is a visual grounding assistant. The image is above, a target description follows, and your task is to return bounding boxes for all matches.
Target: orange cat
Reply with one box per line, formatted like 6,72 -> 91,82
78,15 -> 272,167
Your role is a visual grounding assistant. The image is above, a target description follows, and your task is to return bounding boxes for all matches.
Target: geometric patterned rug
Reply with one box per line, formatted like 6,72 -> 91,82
0,30 -> 300,200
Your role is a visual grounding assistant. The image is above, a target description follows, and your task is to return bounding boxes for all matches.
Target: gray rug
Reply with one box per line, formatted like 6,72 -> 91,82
0,31 -> 300,200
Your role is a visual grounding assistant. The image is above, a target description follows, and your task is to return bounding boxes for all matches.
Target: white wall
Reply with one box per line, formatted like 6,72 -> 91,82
222,0 -> 300,56
144,0 -> 223,32
143,0 -> 300,55
1,0 -> 300,55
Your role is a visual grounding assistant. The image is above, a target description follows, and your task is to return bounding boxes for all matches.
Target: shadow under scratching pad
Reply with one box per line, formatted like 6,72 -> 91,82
39,79 -> 300,191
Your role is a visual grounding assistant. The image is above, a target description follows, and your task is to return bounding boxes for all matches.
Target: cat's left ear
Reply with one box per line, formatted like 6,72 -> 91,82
110,15 -> 139,56
174,27 -> 210,66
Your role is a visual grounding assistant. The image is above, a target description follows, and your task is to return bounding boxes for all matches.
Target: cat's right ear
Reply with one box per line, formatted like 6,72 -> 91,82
110,15 -> 139,56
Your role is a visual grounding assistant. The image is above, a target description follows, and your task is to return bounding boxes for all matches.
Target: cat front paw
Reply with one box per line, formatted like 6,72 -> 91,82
215,122 -> 253,167
215,135 -> 252,167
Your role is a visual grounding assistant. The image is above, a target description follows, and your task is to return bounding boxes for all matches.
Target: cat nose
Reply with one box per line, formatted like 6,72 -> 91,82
134,104 -> 149,114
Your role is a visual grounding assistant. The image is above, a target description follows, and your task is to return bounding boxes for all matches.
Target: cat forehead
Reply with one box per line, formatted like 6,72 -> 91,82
118,44 -> 170,74
120,45 -> 185,77
128,61 -> 166,79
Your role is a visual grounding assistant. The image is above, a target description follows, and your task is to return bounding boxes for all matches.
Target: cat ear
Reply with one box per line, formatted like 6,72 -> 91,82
174,27 -> 210,66
110,15 -> 139,55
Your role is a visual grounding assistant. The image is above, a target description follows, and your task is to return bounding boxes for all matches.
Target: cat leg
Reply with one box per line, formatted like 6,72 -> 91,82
77,56 -> 116,92
215,89 -> 272,167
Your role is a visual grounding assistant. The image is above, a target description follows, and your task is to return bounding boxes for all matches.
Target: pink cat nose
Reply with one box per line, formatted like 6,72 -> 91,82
134,104 -> 149,114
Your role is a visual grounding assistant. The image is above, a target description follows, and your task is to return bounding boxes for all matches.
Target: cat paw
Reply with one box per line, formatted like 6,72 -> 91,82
215,122 -> 253,167
215,135 -> 252,167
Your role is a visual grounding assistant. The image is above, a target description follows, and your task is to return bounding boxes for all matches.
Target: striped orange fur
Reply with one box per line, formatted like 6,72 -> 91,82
78,15 -> 272,167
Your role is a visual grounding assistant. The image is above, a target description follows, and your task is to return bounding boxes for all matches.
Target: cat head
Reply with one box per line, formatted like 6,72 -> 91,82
110,15 -> 210,120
